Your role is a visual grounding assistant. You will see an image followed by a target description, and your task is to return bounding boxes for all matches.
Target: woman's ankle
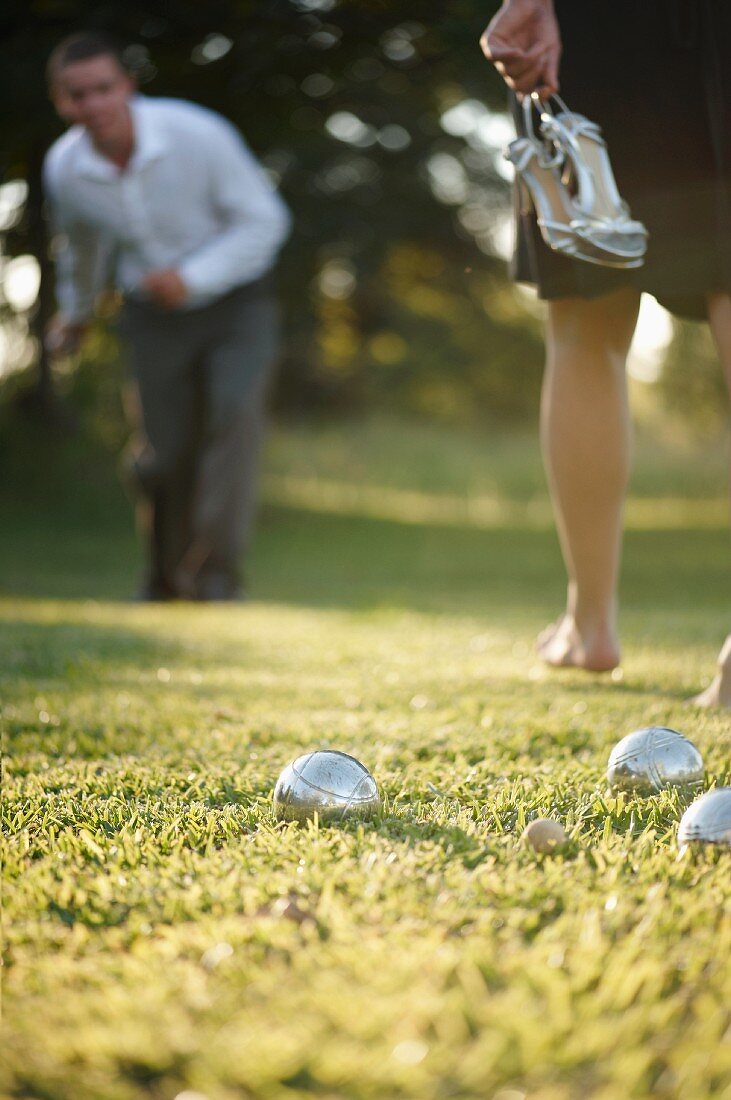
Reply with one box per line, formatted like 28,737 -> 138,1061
567,606 -> 618,643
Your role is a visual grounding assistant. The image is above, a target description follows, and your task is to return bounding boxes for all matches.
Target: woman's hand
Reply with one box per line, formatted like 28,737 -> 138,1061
480,0 -> 562,100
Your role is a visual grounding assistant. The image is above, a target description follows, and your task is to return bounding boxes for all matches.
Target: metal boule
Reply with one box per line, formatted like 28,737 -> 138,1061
678,788 -> 731,848
607,726 -> 704,794
273,750 -> 380,824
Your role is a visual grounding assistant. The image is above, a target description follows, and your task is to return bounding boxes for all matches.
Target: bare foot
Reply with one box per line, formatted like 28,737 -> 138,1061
536,617 -> 563,651
690,634 -> 731,708
537,614 -> 620,673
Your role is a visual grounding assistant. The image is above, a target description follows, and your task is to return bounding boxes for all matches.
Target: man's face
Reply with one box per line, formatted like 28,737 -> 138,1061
52,55 -> 134,140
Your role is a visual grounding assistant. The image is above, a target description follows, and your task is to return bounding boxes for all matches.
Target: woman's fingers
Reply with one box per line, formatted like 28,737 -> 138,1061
482,40 -> 526,63
491,40 -> 560,96
542,44 -> 562,92
504,63 -> 549,94
483,38 -> 543,66
480,2 -> 563,97
490,45 -> 546,92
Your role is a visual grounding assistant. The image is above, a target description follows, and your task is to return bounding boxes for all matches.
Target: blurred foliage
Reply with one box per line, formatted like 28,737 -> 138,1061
0,0 -> 548,429
656,318 -> 727,436
1,1 -> 726,436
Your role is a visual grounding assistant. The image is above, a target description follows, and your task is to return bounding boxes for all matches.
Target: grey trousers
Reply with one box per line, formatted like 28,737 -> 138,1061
119,285 -> 279,596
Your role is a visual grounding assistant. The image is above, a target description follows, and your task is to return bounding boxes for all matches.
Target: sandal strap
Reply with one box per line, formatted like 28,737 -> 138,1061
505,137 -> 537,173
583,214 -> 648,236
537,216 -> 575,233
505,136 -> 562,173
553,112 -> 607,147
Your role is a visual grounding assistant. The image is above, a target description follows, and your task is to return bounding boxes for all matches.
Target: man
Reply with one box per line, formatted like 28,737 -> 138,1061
44,32 -> 291,601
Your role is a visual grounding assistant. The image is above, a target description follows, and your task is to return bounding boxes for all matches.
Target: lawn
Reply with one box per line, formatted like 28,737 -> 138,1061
2,416 -> 730,1100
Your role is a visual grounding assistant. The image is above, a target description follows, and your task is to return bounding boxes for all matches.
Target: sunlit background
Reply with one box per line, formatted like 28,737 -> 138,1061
0,1 -> 724,434
0,122 -> 677,386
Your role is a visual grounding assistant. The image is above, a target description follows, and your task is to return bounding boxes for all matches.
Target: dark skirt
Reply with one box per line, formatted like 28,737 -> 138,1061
511,0 -> 731,319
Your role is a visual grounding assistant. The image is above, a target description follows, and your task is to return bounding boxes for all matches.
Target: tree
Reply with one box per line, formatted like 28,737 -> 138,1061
0,0 -> 544,427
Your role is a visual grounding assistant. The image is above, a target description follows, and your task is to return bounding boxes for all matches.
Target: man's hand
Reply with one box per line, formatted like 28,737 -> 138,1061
45,313 -> 88,358
142,269 -> 189,309
480,0 -> 561,100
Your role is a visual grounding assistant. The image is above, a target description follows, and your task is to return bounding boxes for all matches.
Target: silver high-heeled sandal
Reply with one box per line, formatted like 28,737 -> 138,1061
536,94 -> 648,263
506,98 -> 644,270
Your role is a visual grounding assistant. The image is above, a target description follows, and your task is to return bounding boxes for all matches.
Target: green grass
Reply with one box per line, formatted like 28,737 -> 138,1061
2,416 -> 730,1100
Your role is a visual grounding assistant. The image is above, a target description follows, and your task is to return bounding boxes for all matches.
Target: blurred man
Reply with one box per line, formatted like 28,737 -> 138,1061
44,32 -> 291,600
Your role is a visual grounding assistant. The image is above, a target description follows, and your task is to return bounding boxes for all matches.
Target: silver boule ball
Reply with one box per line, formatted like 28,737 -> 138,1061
607,727 -> 704,794
678,788 -> 731,848
273,750 -> 380,824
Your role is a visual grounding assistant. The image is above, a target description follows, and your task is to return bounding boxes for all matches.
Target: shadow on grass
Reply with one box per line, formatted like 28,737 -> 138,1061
1,496 -> 729,618
254,504 -> 731,616
0,616 -> 194,683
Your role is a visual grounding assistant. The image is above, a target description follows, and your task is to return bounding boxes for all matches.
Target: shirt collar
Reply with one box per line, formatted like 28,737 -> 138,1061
74,96 -> 169,181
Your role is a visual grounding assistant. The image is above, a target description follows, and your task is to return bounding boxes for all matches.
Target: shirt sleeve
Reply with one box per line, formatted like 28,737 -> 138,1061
43,154 -> 115,324
176,119 -> 292,302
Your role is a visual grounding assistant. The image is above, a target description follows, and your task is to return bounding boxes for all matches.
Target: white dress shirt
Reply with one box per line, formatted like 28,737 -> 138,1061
43,96 -> 292,321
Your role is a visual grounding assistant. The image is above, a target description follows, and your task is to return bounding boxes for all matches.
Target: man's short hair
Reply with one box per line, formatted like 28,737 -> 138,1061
46,32 -> 127,87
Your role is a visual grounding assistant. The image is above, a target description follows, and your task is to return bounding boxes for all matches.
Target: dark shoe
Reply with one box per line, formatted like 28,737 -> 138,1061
192,573 -> 246,602
134,578 -> 179,602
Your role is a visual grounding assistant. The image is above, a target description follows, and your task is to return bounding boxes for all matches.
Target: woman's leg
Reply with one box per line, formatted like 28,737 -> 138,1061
538,286 -> 641,671
691,291 -> 731,706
